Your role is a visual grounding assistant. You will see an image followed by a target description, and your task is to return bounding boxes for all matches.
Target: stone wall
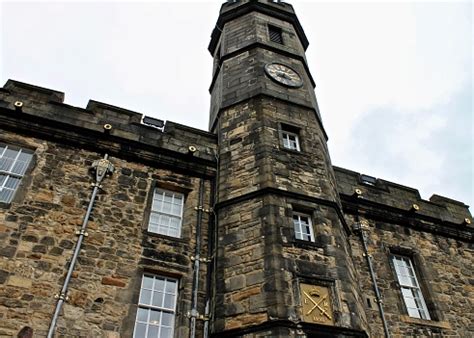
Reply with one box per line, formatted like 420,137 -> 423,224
347,215 -> 472,337
335,167 -> 473,337
0,81 -> 216,337
216,98 -> 337,204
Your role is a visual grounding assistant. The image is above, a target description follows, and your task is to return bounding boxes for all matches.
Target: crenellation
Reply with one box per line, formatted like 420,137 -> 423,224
4,79 -> 65,103
334,166 -> 472,228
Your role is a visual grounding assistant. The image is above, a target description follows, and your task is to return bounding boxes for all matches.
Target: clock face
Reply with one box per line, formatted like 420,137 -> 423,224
264,63 -> 303,88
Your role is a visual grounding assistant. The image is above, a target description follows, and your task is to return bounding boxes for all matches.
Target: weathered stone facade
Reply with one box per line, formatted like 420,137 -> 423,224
0,1 -> 472,337
337,168 -> 473,338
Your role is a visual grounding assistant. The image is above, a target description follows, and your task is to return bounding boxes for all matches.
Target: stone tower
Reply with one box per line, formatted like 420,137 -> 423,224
209,1 -> 368,336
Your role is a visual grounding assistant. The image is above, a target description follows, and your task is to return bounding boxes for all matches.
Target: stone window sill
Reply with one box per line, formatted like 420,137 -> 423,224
400,315 -> 451,329
287,239 -> 323,250
144,231 -> 188,243
0,201 -> 11,209
280,147 -> 306,156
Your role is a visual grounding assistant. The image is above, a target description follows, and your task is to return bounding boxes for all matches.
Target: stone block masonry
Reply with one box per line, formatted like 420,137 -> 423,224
0,81 -> 216,337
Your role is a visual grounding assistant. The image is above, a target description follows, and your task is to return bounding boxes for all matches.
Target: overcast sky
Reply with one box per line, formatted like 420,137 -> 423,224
1,0 -> 472,210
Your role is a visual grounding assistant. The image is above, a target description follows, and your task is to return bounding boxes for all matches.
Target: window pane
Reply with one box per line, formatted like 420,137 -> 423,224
140,290 -> 152,305
143,276 -> 154,289
160,215 -> 170,227
169,217 -> 180,229
163,294 -> 175,310
5,176 -> 20,189
153,199 -> 163,212
11,161 -> 27,175
148,325 -> 159,338
149,213 -> 159,225
165,280 -> 176,294
0,189 -> 14,203
160,327 -> 172,338
134,323 -> 147,338
161,312 -> 173,326
152,291 -> 164,307
171,203 -> 181,216
137,308 -> 148,322
0,174 -> 6,186
155,278 -> 165,292
162,202 -> 172,214
0,157 -> 13,171
149,310 -> 160,325
406,306 -> 421,318
163,193 -> 173,204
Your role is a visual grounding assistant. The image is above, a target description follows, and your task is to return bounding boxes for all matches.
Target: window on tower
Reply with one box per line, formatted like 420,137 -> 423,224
280,124 -> 301,151
268,25 -> 283,44
0,144 -> 33,204
293,212 -> 315,242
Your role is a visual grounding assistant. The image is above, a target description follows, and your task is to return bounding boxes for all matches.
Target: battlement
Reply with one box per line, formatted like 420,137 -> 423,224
0,80 -> 217,176
334,166 -> 472,229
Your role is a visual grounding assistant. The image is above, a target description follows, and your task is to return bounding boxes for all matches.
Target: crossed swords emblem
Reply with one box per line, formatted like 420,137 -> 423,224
303,290 -> 332,320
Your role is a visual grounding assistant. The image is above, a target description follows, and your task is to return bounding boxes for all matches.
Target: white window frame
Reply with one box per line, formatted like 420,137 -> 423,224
0,145 -> 33,204
148,188 -> 184,238
282,130 -> 300,151
134,274 -> 178,338
391,254 -> 431,320
293,212 -> 315,242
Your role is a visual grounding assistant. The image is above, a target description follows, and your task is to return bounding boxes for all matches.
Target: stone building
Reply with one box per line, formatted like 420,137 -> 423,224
0,1 -> 472,337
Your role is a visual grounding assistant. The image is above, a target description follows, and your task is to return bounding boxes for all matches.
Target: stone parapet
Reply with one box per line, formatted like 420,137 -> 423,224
0,80 -> 217,177
334,166 -> 472,239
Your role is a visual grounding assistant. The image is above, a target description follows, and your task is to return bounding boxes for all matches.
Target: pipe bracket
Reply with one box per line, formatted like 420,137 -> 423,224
54,293 -> 69,301
75,230 -> 89,237
190,255 -> 211,263
187,310 -> 209,321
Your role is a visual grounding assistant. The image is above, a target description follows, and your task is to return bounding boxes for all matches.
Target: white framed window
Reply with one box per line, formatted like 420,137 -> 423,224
293,212 -> 314,242
282,131 -> 300,151
0,145 -> 33,203
148,188 -> 184,238
391,255 -> 431,320
134,274 -> 178,338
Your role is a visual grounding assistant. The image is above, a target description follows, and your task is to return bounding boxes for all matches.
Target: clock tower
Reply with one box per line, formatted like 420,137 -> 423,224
209,1 -> 368,337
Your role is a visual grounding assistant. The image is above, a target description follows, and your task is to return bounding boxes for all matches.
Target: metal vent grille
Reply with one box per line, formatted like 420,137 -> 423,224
269,25 -> 283,44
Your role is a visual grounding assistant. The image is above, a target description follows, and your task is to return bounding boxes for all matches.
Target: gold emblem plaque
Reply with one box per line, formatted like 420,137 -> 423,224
300,283 -> 334,325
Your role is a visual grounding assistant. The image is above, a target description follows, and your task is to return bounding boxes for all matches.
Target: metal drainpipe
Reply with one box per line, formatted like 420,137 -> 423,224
47,154 -> 114,338
190,178 -> 205,338
203,175 -> 217,338
354,220 -> 391,338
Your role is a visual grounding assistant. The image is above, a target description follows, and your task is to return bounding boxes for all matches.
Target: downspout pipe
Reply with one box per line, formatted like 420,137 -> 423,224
47,154 -> 114,338
203,176 -> 217,338
190,178 -> 205,338
353,221 -> 391,338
